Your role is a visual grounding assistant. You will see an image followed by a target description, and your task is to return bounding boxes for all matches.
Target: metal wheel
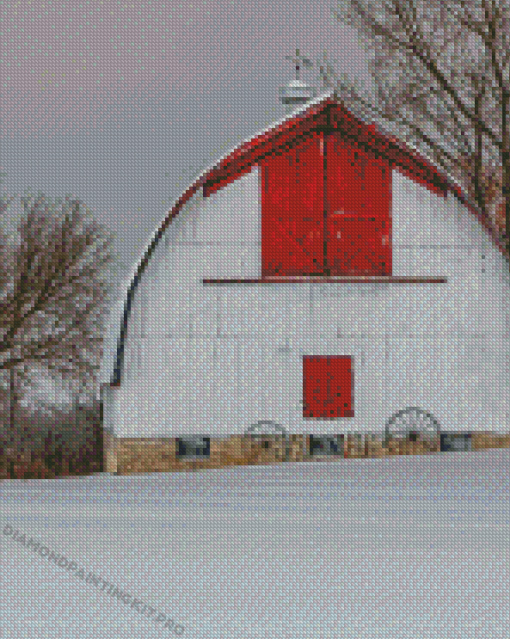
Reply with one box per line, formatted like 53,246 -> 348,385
385,407 -> 440,446
245,421 -> 289,461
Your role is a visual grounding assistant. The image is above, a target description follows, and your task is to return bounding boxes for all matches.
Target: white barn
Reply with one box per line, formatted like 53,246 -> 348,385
100,88 -> 510,473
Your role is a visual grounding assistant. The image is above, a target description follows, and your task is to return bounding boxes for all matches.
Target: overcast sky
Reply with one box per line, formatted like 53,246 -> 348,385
1,0 -> 377,289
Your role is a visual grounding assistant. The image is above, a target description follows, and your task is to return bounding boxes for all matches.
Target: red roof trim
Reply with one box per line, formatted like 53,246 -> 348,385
204,100 -> 450,201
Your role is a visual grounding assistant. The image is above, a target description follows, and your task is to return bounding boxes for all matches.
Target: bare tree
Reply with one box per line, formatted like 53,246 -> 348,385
0,191 -> 115,435
315,0 -> 510,260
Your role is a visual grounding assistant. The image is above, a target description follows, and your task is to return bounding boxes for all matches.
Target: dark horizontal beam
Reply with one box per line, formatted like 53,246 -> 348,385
202,276 -> 448,284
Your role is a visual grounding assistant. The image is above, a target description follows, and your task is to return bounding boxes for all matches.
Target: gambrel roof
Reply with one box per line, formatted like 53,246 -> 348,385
101,89 -> 507,388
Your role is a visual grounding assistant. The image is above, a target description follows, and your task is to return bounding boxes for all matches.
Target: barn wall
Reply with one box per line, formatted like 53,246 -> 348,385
383,338 -> 510,429
131,168 -> 261,338
110,161 -> 510,440
112,335 -> 509,437
392,171 -> 456,250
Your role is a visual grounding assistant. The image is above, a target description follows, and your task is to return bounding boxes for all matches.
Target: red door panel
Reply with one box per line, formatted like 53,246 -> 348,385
328,216 -> 390,275
303,355 -> 353,419
326,133 -> 391,275
261,134 -> 324,276
327,137 -> 369,216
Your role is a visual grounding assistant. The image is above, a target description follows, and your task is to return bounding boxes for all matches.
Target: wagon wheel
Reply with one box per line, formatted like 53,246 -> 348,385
385,407 -> 440,446
245,421 -> 289,461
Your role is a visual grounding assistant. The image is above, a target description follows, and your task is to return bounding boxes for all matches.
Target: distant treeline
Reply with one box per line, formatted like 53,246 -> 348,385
0,399 -> 102,479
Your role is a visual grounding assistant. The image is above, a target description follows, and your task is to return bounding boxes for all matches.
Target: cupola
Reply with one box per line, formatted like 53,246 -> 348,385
279,48 -> 317,113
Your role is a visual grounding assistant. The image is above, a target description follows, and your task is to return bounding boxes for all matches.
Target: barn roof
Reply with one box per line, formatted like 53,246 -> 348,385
102,89 -> 507,388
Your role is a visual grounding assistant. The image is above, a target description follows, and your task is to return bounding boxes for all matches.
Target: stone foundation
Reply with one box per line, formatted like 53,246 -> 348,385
471,431 -> 510,450
107,431 -> 509,475
113,434 -> 307,475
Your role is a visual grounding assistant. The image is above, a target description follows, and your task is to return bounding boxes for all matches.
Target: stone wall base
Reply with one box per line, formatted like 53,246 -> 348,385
471,432 -> 510,450
106,431 -> 510,475
114,434 -> 306,475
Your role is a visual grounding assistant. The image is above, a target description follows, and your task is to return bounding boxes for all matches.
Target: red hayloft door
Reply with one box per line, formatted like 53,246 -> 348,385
326,133 -> 392,275
261,131 -> 391,277
261,134 -> 324,276
303,355 -> 354,419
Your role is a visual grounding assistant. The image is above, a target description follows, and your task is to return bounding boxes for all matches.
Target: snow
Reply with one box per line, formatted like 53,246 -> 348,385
1,449 -> 509,638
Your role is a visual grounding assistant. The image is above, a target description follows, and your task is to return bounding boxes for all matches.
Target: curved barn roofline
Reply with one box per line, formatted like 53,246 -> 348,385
105,90 -> 507,388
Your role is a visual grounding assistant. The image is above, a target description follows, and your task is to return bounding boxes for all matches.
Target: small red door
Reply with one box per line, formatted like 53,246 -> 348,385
326,133 -> 391,275
303,355 -> 353,419
261,134 -> 324,276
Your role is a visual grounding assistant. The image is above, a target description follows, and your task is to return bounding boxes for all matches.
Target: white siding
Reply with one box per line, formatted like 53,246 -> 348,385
192,168 -> 261,248
136,168 -> 262,340
391,171 -> 462,249
117,340 -> 217,438
219,286 -> 294,340
383,338 -> 510,429
457,340 -> 510,427
116,339 -> 369,436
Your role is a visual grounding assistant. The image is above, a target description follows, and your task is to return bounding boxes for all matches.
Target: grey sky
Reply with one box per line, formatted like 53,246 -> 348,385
1,0 -> 376,290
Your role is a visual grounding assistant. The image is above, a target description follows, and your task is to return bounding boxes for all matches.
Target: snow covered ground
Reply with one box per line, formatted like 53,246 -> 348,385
1,449 -> 509,639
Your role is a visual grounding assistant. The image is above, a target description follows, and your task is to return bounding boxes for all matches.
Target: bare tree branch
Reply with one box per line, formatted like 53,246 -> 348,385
0,193 -> 116,415
320,0 -> 510,259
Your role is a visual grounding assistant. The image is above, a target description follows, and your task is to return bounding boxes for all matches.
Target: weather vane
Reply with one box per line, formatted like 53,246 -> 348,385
284,48 -> 313,82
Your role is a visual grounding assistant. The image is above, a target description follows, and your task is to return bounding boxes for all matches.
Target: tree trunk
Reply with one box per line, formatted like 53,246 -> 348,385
9,367 -> 16,448
473,93 -> 487,216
